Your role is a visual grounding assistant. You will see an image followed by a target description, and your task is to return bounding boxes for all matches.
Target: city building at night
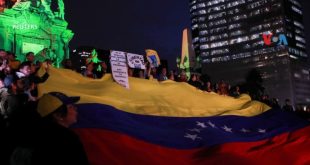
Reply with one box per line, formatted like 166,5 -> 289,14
189,0 -> 310,106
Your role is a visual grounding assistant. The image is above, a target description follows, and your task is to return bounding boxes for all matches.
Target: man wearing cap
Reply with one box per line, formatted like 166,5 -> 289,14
25,92 -> 89,165
36,92 -> 81,127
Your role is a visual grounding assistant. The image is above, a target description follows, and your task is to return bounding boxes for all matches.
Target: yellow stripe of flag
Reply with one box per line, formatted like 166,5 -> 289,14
38,67 -> 270,117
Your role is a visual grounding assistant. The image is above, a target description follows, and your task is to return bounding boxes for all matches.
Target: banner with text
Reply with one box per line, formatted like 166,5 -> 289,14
127,53 -> 146,69
110,50 -> 129,89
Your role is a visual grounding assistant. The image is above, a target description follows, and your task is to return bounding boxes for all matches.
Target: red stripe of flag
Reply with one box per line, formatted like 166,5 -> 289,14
74,126 -> 310,165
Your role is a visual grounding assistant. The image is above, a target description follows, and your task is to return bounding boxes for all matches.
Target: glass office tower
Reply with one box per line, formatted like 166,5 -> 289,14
189,0 -> 310,106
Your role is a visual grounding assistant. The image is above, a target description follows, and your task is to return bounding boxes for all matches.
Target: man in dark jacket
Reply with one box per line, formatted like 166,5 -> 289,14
9,92 -> 89,165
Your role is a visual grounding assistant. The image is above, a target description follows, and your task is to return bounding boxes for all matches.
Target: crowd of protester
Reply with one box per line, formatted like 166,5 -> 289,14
1,48 -> 307,119
77,52 -> 309,116
0,48 -> 309,164
0,49 -> 49,127
0,49 -> 89,164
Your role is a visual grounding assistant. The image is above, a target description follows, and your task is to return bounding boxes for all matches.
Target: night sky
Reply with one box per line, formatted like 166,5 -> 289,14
66,1 -> 310,69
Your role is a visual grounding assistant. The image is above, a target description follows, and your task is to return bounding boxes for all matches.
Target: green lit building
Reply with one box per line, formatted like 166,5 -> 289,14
0,0 -> 74,67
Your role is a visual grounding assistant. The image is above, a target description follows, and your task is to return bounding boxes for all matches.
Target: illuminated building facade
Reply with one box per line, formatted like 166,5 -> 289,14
0,0 -> 74,67
189,0 -> 310,106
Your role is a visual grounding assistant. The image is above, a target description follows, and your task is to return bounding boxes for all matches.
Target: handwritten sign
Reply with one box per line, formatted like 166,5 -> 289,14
110,51 -> 129,89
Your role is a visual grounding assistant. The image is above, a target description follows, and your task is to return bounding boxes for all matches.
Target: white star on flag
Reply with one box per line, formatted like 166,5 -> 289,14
196,121 -> 207,128
222,125 -> 233,133
241,128 -> 250,133
188,128 -> 201,133
258,129 -> 266,133
208,121 -> 216,128
184,134 -> 202,141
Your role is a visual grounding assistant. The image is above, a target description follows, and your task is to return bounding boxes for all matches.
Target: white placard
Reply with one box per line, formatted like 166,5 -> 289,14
127,53 -> 146,69
110,51 -> 129,89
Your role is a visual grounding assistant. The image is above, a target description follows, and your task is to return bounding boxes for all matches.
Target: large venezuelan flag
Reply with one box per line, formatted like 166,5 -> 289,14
38,67 -> 310,165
